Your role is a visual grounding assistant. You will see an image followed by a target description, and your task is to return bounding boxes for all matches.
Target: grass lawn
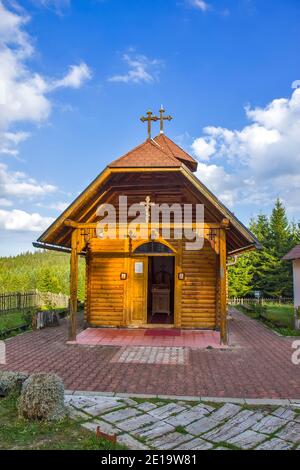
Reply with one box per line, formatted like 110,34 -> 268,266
0,394 -> 126,450
236,303 -> 300,336
0,311 -> 28,338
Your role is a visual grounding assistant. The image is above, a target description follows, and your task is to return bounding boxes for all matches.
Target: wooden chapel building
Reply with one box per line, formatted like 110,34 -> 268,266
34,110 -> 259,344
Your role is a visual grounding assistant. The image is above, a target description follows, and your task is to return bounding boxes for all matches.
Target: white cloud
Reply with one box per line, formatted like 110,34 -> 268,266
51,63 -> 92,90
188,0 -> 210,11
0,163 -> 57,198
191,137 -> 216,161
36,201 -> 69,211
0,208 -> 54,231
108,53 -> 162,84
192,86 -> 300,216
0,2 -> 91,156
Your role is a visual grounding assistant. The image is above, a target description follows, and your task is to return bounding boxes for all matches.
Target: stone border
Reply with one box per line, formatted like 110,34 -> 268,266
64,390 -> 300,406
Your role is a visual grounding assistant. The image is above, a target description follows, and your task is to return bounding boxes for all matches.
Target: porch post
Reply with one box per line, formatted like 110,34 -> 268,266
68,229 -> 79,341
219,225 -> 228,345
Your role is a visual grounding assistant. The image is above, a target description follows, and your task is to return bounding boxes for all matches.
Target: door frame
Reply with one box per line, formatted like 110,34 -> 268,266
129,252 -> 179,328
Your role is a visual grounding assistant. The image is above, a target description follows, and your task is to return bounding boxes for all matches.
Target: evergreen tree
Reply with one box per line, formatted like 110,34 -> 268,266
228,254 -> 253,297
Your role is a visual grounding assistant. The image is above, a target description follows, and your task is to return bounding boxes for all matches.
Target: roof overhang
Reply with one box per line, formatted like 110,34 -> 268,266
36,165 -> 260,255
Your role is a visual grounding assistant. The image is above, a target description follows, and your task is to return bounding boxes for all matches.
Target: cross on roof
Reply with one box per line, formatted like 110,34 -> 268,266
159,105 -> 172,134
140,107 -> 173,139
140,110 -> 158,139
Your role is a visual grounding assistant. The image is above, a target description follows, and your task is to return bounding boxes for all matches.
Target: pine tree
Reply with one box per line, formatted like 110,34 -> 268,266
228,254 -> 253,297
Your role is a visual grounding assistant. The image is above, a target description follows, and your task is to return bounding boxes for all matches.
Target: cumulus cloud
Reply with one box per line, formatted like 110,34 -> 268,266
0,1 -> 91,156
0,163 -> 57,199
0,208 -> 54,231
50,63 -> 92,90
108,53 -> 162,84
192,86 -> 300,215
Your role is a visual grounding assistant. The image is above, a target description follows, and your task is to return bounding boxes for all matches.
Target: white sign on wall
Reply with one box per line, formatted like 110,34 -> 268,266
134,262 -> 143,274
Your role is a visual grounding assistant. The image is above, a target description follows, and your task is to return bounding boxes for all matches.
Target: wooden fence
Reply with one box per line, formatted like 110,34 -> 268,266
0,290 -> 69,314
229,297 -> 293,306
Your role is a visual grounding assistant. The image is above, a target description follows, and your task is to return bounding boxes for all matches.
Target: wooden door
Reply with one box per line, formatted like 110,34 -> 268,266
130,257 -> 148,325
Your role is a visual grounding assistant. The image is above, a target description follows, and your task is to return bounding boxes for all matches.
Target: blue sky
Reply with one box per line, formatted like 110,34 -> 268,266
0,0 -> 300,255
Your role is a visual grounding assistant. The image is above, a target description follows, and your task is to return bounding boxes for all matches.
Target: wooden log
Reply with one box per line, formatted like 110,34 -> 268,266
219,227 -> 228,345
68,229 -> 79,341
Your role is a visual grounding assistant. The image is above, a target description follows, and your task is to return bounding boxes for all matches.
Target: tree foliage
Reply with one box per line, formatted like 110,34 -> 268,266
229,199 -> 300,298
0,251 -> 85,300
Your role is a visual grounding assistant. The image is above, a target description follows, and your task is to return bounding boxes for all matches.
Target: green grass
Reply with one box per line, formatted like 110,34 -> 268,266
236,303 -> 300,336
0,311 -> 29,339
0,394 -> 126,450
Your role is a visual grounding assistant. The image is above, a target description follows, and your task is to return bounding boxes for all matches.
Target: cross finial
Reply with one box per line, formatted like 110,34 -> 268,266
159,105 -> 172,134
140,110 -> 159,139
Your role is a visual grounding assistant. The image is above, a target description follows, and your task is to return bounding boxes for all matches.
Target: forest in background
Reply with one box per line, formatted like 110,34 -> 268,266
0,251 -> 86,301
0,200 -> 299,300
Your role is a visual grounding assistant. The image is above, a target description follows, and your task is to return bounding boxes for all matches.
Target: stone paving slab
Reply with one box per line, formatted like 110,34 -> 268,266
166,404 -> 214,427
186,416 -> 221,435
101,407 -> 141,423
81,419 -> 122,436
176,438 -> 214,450
134,421 -> 175,440
277,421 -> 300,443
117,413 -> 159,432
117,434 -> 150,450
227,430 -> 267,449
148,403 -> 186,420
149,432 -> 194,450
203,410 -> 265,442
272,407 -> 296,421
252,415 -> 287,435
67,394 -> 300,450
136,402 -> 158,412
255,438 -> 294,450
210,403 -> 242,422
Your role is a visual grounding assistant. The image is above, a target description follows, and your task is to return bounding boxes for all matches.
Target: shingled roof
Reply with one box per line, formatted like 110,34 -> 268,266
283,244 -> 300,260
109,134 -> 197,172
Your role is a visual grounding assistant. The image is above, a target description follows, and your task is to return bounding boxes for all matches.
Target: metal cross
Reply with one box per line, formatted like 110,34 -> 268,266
140,196 -> 155,223
140,110 -> 159,139
159,105 -> 172,134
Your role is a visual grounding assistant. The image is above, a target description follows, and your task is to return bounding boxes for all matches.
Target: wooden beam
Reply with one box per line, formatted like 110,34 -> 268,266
68,229 -> 79,341
219,227 -> 228,345
64,220 -> 225,230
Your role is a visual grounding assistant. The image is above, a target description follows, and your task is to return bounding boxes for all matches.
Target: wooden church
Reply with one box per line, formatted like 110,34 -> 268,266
34,109 -> 259,344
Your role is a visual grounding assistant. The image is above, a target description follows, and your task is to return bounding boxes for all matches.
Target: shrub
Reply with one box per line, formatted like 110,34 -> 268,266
18,373 -> 66,421
0,371 -> 28,397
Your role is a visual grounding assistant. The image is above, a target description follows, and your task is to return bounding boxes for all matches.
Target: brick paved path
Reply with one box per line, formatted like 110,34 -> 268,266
66,394 -> 300,450
1,309 -> 300,398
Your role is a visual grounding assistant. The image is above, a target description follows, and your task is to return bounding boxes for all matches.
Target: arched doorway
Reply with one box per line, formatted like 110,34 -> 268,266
133,241 -> 175,325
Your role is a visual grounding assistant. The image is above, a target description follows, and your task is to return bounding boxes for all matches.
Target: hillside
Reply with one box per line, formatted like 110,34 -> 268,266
0,251 -> 86,301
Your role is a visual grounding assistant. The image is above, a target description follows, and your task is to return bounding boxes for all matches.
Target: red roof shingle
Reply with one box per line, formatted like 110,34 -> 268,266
109,134 -> 197,171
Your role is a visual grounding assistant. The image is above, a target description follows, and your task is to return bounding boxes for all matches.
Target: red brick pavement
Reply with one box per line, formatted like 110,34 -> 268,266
1,310 -> 299,399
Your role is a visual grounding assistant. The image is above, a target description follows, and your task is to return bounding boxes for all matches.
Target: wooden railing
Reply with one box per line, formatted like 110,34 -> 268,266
0,290 -> 69,314
229,297 -> 293,306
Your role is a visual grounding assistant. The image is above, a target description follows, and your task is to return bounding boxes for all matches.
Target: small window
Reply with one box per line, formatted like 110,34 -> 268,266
134,241 -> 173,254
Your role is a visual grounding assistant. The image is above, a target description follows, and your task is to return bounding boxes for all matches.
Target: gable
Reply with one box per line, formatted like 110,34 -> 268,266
35,165 -> 260,255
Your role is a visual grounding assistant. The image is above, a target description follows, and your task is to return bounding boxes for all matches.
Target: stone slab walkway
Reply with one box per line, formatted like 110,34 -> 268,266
1,309 -> 300,399
65,394 -> 300,450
